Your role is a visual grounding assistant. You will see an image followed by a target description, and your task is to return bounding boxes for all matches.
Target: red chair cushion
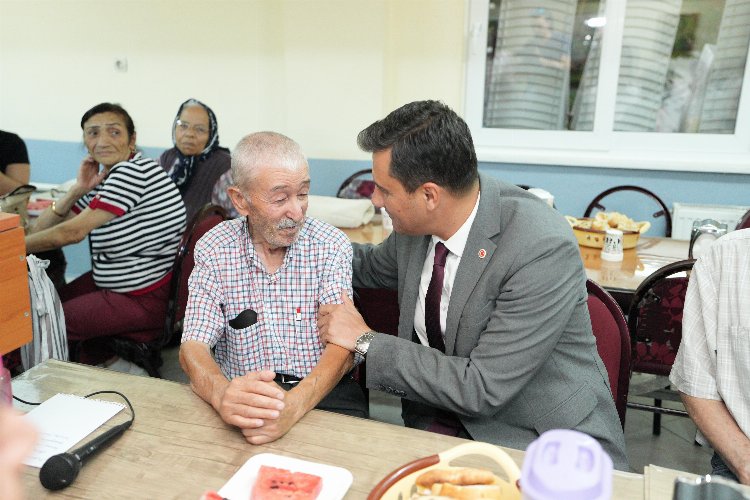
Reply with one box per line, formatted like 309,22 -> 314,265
632,277 -> 688,375
354,288 -> 399,337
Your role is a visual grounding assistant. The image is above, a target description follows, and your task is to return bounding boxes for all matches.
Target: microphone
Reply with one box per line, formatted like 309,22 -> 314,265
228,308 -> 258,329
39,420 -> 132,490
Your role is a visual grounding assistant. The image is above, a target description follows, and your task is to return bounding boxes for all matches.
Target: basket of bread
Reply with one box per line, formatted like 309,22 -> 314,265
565,212 -> 650,249
368,442 -> 521,500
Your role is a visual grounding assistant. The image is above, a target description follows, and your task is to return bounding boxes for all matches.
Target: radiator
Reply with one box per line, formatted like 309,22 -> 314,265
672,202 -> 750,240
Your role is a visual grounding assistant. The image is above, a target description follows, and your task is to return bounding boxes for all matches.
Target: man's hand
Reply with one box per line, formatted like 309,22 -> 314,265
318,292 -> 370,352
242,343 -> 356,445
240,388 -> 305,445
214,370 -> 286,430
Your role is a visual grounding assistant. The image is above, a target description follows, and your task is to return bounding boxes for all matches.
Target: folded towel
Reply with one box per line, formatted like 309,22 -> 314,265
307,195 -> 375,228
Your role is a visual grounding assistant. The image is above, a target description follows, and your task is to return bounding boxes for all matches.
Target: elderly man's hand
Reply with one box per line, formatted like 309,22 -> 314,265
318,292 -> 370,352
240,389 -> 306,445
214,370 -> 285,430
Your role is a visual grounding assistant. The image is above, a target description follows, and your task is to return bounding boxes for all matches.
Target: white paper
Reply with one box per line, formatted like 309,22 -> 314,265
23,393 -> 125,467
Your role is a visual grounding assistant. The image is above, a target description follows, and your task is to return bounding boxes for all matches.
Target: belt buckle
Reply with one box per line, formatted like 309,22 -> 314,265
278,373 -> 300,385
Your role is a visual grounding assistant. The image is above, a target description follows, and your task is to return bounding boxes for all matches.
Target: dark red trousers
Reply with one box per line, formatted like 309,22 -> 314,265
60,272 -> 169,365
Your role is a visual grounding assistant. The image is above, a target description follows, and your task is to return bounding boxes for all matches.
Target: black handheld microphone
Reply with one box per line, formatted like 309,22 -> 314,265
39,420 -> 132,490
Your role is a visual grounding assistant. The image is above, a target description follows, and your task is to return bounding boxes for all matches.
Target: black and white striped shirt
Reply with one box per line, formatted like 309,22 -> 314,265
73,153 -> 186,293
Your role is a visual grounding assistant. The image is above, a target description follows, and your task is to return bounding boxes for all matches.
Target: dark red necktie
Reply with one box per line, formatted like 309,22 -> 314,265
425,242 -> 449,352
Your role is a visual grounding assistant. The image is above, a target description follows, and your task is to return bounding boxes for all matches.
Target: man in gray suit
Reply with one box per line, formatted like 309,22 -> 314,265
318,100 -> 629,470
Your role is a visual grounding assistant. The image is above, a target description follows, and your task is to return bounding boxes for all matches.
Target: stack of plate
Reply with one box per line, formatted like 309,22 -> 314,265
484,0 -> 577,130
614,0 -> 682,132
570,2 -> 606,131
572,0 -> 683,132
698,0 -> 750,133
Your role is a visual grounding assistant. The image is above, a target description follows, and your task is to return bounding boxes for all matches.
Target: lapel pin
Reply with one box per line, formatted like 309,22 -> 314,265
478,249 -> 487,259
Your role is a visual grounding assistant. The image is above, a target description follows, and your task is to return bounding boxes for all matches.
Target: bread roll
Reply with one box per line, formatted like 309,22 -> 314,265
413,467 -> 503,499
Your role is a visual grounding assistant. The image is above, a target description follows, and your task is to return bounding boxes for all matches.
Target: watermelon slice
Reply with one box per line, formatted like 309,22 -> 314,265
251,465 -> 323,500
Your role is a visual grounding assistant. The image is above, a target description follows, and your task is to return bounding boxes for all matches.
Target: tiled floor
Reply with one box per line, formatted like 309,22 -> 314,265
159,346 -> 714,476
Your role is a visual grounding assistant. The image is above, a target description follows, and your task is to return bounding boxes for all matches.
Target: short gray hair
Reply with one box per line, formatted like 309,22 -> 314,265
231,131 -> 308,189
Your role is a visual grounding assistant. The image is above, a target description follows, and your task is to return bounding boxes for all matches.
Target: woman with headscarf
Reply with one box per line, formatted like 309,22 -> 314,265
160,99 -> 237,221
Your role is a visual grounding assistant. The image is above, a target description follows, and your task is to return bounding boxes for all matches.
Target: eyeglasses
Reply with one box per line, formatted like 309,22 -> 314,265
175,120 -> 209,135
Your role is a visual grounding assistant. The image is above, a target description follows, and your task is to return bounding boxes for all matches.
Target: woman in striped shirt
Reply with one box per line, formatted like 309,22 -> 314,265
26,103 -> 186,368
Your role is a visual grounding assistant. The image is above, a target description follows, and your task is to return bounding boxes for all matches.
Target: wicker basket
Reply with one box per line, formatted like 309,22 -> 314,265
565,216 -> 650,249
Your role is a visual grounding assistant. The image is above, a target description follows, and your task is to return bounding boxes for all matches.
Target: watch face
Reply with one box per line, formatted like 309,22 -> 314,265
355,332 -> 374,355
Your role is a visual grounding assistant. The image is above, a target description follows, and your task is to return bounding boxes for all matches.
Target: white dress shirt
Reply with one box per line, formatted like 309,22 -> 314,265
414,193 -> 480,347
670,229 -> 750,444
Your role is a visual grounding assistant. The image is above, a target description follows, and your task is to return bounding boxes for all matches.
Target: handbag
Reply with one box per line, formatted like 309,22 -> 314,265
0,184 -> 36,231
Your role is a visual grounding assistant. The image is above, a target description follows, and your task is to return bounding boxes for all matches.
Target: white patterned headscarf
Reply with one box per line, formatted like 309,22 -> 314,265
168,98 -> 225,192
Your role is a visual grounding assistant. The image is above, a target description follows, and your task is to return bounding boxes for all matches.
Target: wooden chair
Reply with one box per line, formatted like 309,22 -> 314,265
584,185 -> 672,237
626,259 -> 695,434
108,204 -> 228,377
586,279 -> 631,429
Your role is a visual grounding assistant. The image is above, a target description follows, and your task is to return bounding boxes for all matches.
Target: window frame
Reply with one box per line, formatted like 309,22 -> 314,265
464,0 -> 750,174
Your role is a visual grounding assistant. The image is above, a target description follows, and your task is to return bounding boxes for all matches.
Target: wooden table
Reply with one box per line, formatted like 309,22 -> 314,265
342,221 -> 690,295
579,236 -> 690,294
340,219 -> 389,245
14,360 -> 645,499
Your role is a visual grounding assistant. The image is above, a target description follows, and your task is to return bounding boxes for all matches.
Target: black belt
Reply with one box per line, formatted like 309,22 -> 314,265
274,373 -> 302,385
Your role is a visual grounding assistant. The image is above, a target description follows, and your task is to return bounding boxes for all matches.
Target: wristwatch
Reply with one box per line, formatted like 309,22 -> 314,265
354,330 -> 377,356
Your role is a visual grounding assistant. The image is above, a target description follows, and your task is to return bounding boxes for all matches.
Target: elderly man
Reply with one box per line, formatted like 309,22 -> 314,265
670,228 -> 750,484
318,100 -> 628,469
180,132 -> 366,445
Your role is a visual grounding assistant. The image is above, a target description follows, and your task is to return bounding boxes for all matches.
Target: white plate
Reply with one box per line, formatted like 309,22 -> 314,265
218,452 -> 353,500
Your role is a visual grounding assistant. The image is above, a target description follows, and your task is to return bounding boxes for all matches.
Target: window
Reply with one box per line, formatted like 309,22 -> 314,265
465,0 -> 750,173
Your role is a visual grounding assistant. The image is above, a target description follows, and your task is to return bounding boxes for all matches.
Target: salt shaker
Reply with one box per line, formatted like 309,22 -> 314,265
601,228 -> 624,262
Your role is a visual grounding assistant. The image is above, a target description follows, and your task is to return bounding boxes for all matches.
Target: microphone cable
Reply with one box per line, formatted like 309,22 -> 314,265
13,390 -> 135,424
15,390 -> 136,490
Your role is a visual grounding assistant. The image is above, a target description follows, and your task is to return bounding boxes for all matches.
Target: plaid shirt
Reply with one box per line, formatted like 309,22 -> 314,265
670,229 -> 750,443
183,217 -> 353,379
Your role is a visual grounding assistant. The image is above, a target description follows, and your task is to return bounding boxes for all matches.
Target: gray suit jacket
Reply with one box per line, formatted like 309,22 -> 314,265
353,174 -> 629,470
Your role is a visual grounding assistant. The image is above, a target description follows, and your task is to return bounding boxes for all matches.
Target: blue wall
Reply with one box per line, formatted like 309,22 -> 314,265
26,139 -> 749,280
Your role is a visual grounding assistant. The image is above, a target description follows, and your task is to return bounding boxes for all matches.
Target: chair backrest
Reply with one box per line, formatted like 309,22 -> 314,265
583,185 -> 672,237
627,259 -> 695,377
737,208 -> 750,230
164,204 -> 228,344
337,169 -> 375,201
353,287 -> 399,337
586,279 -> 631,428
688,219 -> 727,259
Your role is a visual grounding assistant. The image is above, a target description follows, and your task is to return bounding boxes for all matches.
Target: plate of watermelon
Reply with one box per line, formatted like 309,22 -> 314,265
218,453 -> 353,500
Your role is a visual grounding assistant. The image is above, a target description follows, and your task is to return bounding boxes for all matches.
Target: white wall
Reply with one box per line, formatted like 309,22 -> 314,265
0,0 -> 466,158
